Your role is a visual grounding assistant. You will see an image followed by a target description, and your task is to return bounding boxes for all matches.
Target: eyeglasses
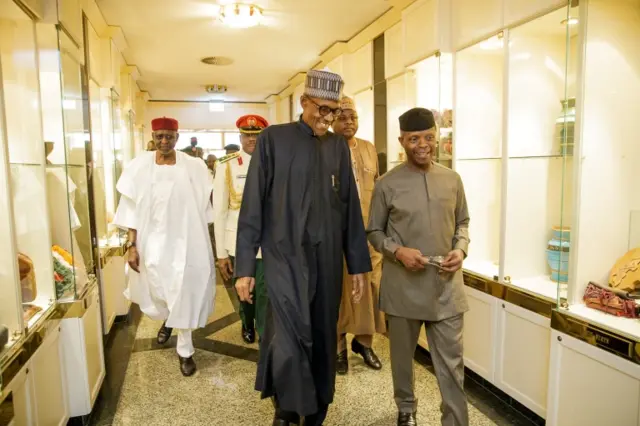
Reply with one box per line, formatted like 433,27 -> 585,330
306,97 -> 342,117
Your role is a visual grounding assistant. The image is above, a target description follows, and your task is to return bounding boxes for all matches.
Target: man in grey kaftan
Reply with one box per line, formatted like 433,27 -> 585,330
367,108 -> 470,426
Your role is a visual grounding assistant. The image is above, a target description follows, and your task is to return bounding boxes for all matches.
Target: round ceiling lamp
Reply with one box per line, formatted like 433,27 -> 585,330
217,3 -> 264,29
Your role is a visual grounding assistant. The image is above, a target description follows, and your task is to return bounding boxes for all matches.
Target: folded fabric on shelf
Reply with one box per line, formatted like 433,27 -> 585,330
583,281 -> 639,319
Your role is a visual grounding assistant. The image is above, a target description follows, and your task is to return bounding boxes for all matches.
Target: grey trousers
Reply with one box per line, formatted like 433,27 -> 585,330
388,314 -> 468,426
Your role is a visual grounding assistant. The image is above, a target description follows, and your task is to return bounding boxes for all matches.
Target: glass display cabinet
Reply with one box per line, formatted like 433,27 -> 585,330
555,0 -> 640,339
91,82 -> 123,253
0,0 -> 56,339
454,4 -> 576,301
386,71 -> 416,171
44,25 -> 105,418
546,2 -> 640,425
39,23 -> 95,305
454,32 -> 505,281
111,89 -> 124,198
0,10 -> 71,426
411,52 -> 453,168
502,6 -> 577,303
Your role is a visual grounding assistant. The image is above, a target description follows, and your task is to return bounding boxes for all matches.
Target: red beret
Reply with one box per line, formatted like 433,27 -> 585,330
151,117 -> 179,131
236,114 -> 269,134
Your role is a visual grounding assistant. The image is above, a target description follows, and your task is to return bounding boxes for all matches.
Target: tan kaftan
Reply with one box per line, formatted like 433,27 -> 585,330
338,138 -> 386,336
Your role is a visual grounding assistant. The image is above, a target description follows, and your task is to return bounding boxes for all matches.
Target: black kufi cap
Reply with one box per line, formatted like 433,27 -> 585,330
399,108 -> 436,132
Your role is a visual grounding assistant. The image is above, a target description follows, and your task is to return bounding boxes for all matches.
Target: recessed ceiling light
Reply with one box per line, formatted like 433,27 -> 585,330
201,56 -> 234,66
561,17 -> 579,25
217,3 -> 263,29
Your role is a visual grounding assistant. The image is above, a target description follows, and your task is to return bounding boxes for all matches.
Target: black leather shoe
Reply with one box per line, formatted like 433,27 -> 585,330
352,339 -> 382,370
179,356 -> 196,377
272,418 -> 289,426
242,325 -> 256,343
397,412 -> 417,426
157,322 -> 173,344
336,350 -> 348,375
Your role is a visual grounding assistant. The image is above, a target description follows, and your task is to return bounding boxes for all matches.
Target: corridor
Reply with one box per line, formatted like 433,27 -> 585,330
86,284 -> 542,426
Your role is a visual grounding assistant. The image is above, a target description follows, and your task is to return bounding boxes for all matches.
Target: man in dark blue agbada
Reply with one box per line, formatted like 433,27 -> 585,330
234,69 -> 372,426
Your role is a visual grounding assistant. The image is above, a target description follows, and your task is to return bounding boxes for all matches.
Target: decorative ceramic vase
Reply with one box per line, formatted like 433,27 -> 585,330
546,226 -> 570,283
18,253 -> 37,303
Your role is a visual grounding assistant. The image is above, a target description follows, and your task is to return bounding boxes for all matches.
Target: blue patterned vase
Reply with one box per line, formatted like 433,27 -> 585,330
546,227 -> 570,283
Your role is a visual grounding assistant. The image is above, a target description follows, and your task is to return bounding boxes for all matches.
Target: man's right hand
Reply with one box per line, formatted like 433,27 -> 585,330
235,277 -> 255,304
128,247 -> 140,273
217,257 -> 234,281
395,247 -> 426,271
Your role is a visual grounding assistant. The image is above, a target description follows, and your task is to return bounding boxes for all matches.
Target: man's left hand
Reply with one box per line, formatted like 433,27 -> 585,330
235,277 -> 255,304
351,274 -> 365,303
441,249 -> 465,273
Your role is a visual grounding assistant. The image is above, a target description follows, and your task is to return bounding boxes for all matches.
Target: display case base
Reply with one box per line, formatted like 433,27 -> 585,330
58,281 -> 105,417
0,316 -> 69,426
100,253 -> 128,335
547,327 -> 640,426
415,345 -> 545,426
422,271 -> 555,419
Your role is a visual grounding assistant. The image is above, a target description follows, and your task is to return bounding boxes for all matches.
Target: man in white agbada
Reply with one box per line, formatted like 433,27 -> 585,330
112,116 -> 216,377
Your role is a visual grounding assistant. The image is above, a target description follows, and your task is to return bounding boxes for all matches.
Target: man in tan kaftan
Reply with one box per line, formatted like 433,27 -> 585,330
332,96 -> 386,374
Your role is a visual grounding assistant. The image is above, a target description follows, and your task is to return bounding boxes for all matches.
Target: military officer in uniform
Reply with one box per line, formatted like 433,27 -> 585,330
213,114 -> 269,343
223,143 -> 240,155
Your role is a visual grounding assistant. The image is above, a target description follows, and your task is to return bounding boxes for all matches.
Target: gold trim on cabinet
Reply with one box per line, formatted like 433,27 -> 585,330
99,244 -> 126,268
462,271 -> 556,318
0,312 -> 60,392
53,279 -> 99,320
551,309 -> 640,364
504,287 -> 555,318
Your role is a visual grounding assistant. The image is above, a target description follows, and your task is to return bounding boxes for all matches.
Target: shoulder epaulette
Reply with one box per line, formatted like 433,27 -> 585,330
217,152 -> 240,164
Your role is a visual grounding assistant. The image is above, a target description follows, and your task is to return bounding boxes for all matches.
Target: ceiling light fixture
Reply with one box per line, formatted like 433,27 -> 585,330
201,56 -> 234,66
217,3 -> 264,29
561,17 -> 579,26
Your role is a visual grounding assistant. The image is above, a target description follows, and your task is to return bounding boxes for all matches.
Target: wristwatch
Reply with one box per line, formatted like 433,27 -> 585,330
124,241 -> 136,251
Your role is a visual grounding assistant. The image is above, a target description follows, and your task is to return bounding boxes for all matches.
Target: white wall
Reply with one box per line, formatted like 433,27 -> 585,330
144,101 -> 270,141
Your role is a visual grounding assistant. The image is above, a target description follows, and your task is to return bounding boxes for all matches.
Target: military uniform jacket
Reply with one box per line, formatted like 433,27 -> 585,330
212,150 -> 262,259
367,162 -> 470,321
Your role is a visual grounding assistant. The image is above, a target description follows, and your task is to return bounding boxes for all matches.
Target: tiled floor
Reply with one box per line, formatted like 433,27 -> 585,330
88,283 -> 542,426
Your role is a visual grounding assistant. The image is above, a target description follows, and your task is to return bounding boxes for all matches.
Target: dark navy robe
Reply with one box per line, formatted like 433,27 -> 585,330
234,118 -> 372,416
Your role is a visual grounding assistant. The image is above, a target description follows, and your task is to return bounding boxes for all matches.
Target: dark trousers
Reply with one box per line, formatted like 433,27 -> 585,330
230,256 -> 267,337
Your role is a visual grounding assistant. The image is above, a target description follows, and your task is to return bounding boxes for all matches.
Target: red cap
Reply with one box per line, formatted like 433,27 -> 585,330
151,117 -> 179,131
236,114 -> 269,134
